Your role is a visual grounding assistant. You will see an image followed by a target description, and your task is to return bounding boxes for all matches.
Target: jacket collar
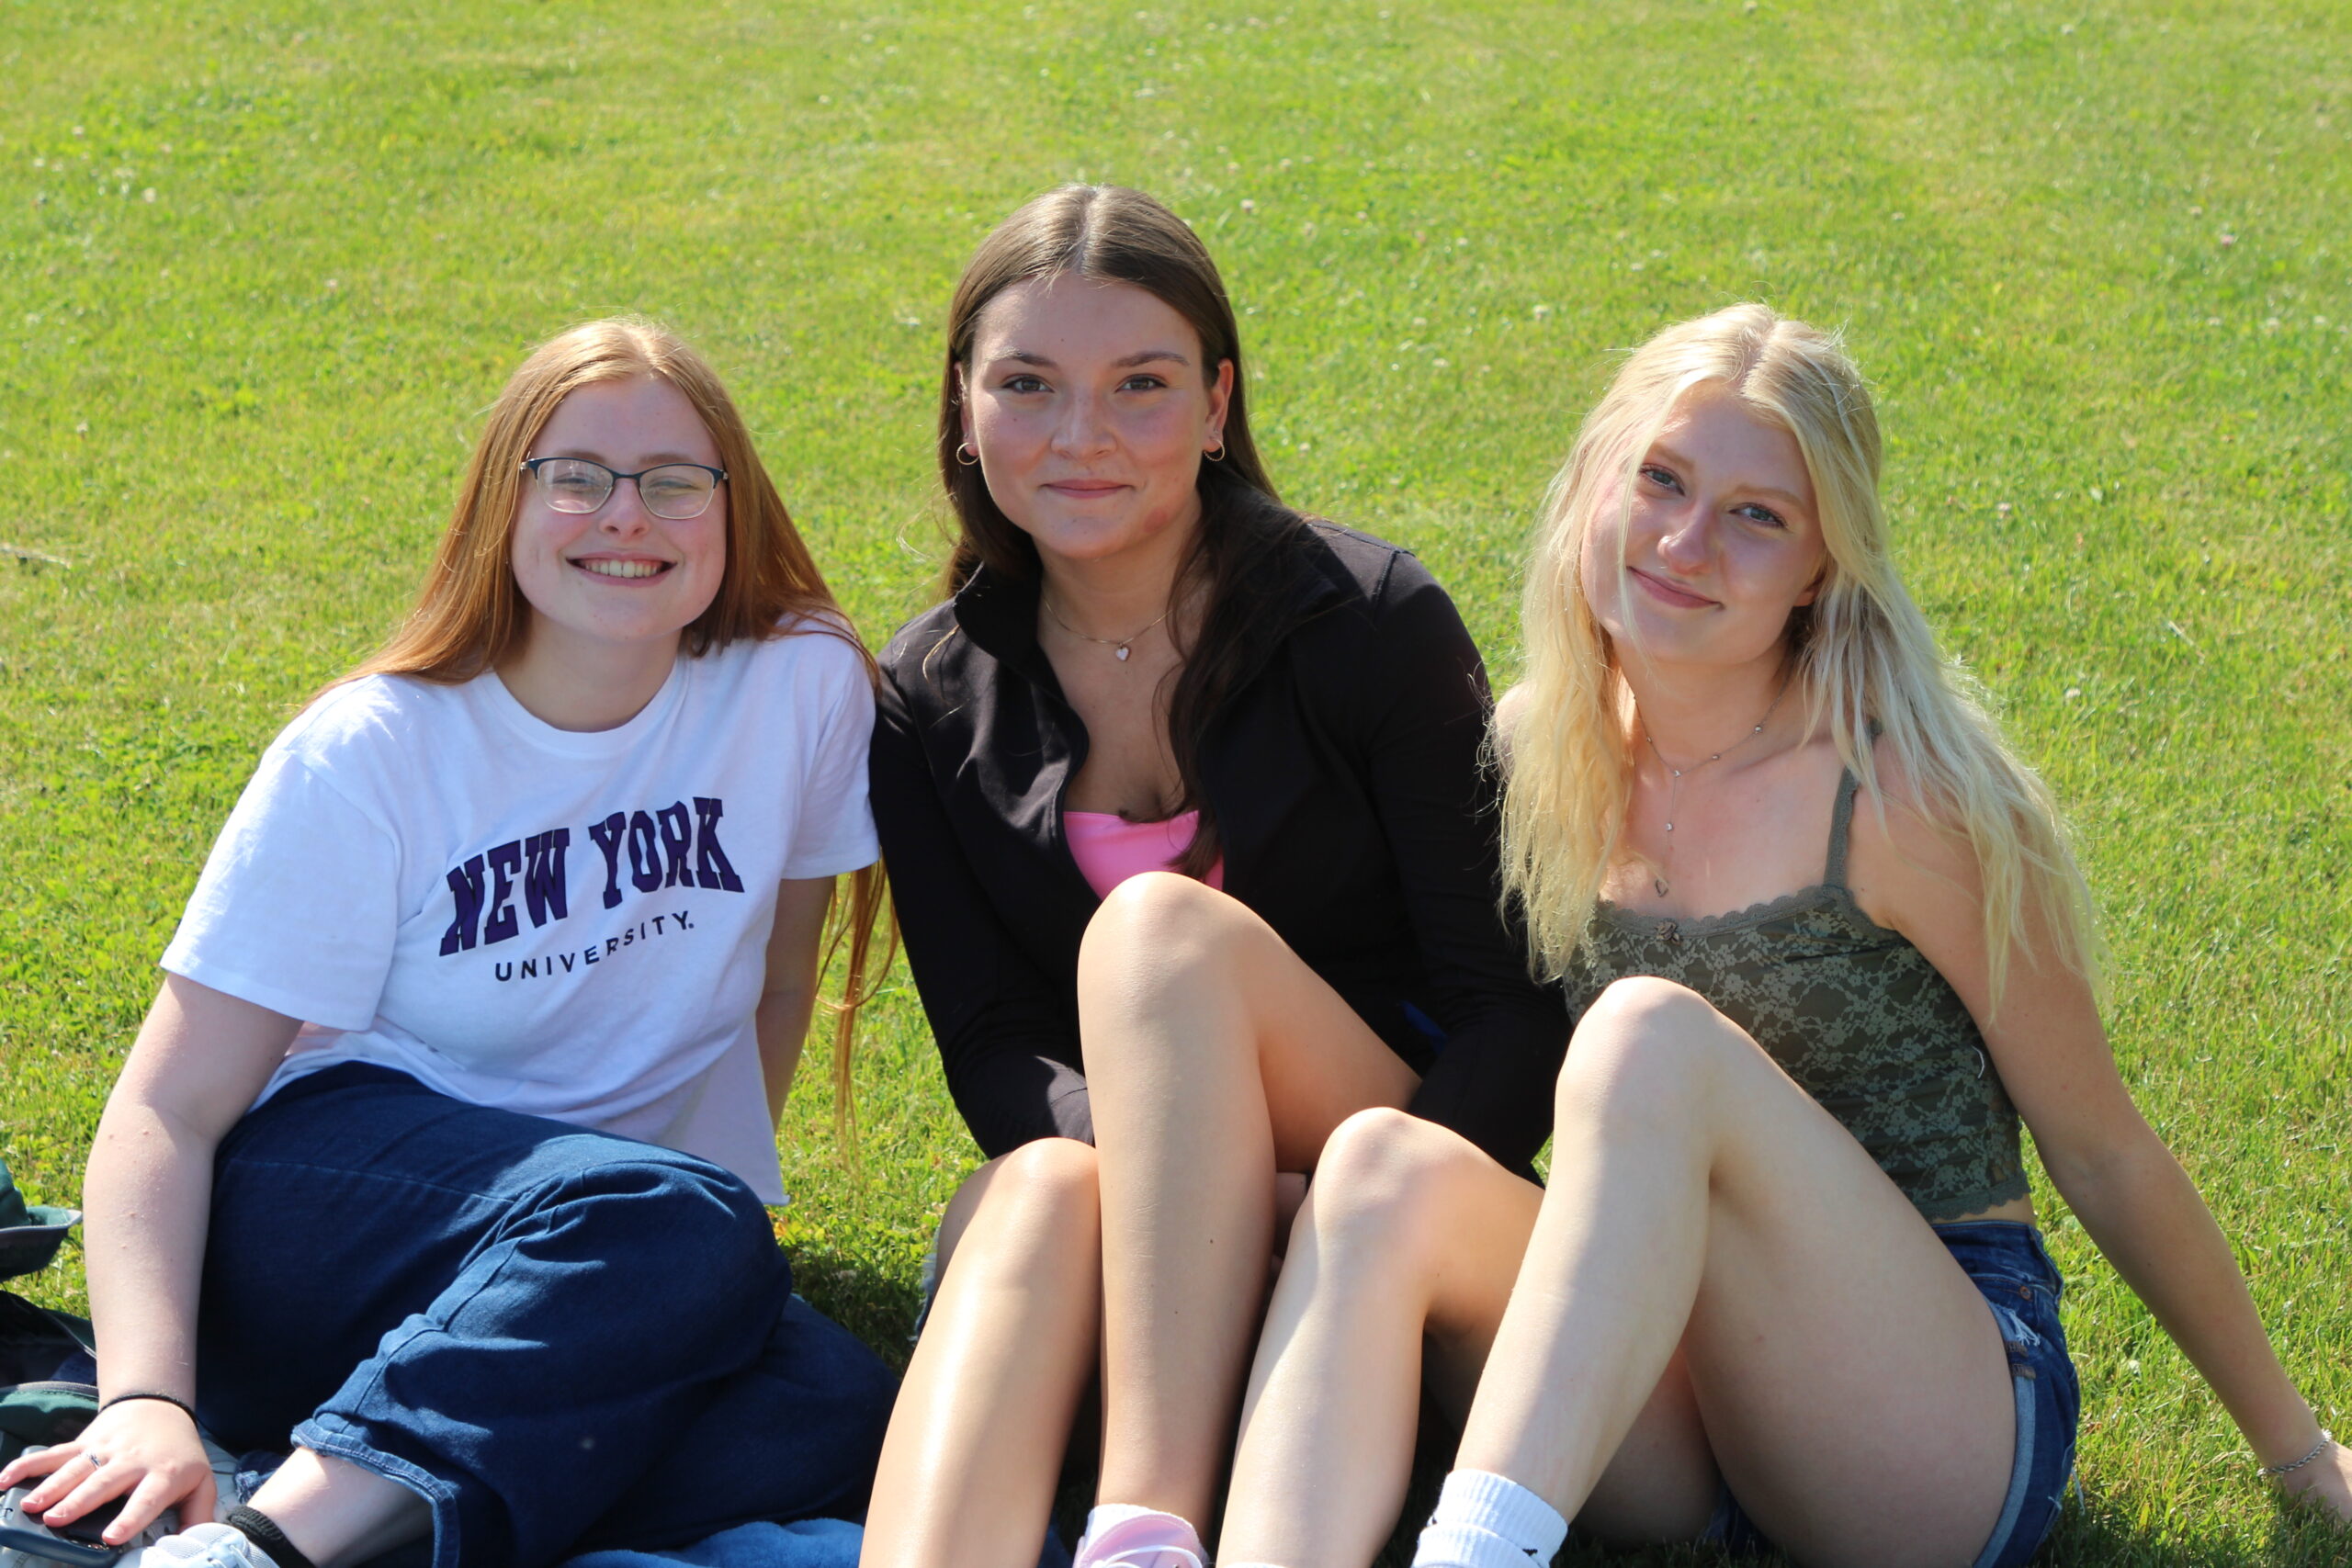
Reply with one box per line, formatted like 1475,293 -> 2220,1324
947,561 -> 1059,692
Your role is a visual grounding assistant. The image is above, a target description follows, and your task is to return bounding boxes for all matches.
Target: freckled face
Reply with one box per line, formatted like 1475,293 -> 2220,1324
961,273 -> 1234,569
1581,383 -> 1828,670
509,377 -> 728,660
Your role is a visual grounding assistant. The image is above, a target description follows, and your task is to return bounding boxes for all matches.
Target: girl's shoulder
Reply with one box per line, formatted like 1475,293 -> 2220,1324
729,610 -> 873,687
1293,519 -> 1442,612
876,597 -> 962,683
272,672 -> 464,773
1843,734 -> 1984,933
1284,522 -> 1475,679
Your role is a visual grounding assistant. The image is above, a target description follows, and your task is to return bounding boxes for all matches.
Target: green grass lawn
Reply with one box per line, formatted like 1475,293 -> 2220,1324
3,1 -> 2347,1562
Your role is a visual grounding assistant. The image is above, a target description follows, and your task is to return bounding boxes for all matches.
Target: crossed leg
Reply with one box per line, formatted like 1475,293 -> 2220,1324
1222,976 -> 2018,1568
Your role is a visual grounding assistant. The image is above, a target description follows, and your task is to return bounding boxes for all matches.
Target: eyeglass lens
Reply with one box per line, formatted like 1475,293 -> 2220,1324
532,458 -> 719,520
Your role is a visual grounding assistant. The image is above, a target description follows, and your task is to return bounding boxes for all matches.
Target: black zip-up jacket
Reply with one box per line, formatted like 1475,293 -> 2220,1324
869,521 -> 1566,1171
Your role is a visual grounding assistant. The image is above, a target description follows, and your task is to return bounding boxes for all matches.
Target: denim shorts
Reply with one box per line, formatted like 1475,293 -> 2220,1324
1704,1221 -> 2079,1567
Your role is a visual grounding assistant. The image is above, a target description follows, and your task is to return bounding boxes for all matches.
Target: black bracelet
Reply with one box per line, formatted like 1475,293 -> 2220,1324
96,1391 -> 198,1425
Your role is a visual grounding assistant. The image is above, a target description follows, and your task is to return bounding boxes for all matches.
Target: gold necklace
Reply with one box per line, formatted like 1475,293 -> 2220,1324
1640,679 -> 1792,897
1041,594 -> 1170,663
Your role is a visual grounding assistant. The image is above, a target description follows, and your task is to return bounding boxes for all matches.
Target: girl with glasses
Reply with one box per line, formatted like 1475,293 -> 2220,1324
0,320 -> 895,1568
858,185 -> 1563,1568
1213,304 -> 2351,1568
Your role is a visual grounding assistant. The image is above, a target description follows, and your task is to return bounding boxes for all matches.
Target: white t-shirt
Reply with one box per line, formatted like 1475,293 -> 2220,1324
161,622 -> 876,1202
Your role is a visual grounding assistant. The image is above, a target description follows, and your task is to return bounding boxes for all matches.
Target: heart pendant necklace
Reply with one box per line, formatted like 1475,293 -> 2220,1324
1042,594 -> 1171,662
1641,678 -> 1792,897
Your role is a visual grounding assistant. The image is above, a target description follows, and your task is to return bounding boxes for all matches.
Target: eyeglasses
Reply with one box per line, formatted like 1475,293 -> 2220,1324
518,457 -> 728,521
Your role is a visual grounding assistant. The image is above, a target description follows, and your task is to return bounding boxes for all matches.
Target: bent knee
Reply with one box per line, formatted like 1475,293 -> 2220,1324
1308,1108 -> 1490,1252
1080,870 -> 1247,973
991,1135 -> 1101,1223
559,1148 -> 780,1281
944,1138 -> 1102,1283
1559,977 -> 1757,1118
1581,976 -> 1720,1036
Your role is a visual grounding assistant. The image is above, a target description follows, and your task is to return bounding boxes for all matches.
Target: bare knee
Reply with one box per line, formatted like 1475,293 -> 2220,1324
941,1138 -> 1100,1275
1080,870 -> 1248,987
988,1136 -> 1101,1226
1304,1108 -> 1490,1266
1557,976 -> 1753,1131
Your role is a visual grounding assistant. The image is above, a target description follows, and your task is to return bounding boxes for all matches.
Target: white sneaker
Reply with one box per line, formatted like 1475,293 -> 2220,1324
123,1523 -> 275,1567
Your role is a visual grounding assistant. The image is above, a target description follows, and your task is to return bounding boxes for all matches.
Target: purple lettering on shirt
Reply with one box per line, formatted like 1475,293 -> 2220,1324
438,855 -> 486,955
587,813 -> 628,910
691,797 -> 744,893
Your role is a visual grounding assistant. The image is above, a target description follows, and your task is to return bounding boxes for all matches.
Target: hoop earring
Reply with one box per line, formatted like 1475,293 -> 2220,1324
1203,439 -> 1227,463
955,443 -> 980,468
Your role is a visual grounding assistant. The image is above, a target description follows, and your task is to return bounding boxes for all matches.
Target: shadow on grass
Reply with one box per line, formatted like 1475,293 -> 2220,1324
779,1245 -> 926,1376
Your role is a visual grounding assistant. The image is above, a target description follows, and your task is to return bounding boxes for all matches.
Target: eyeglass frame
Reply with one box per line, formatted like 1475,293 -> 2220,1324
517,456 -> 730,520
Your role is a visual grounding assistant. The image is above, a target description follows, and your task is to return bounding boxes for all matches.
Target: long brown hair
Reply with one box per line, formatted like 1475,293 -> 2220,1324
938,185 -> 1314,876
346,317 -> 891,1124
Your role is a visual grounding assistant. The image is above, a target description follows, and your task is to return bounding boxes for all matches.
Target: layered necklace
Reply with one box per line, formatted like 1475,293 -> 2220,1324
1041,594 -> 1170,663
1640,678 -> 1792,898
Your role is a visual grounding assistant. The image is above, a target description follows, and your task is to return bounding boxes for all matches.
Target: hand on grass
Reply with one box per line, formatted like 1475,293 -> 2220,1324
2272,1436 -> 2352,1526
0,1398 -> 218,1545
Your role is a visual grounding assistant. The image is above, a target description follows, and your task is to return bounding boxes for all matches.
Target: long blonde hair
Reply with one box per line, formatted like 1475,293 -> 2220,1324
344,317 -> 892,1122
1499,304 -> 2098,1015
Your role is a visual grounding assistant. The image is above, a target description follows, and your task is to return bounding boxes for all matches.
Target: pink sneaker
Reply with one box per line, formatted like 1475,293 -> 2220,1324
1070,1508 -> 1207,1568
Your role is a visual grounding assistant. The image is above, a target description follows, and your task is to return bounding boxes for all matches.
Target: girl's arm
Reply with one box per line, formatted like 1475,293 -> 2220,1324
0,975 -> 299,1544
1850,782 -> 2349,1519
870,656 -> 1096,1157
756,876 -> 844,1128
1352,556 -> 1568,1173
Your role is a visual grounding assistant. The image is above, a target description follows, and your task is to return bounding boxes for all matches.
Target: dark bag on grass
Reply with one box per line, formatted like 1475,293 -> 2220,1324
0,1292 -> 97,1468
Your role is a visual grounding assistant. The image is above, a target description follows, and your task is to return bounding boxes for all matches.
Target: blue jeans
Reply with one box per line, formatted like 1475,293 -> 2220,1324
194,1065 -> 895,1568
1704,1221 -> 2079,1567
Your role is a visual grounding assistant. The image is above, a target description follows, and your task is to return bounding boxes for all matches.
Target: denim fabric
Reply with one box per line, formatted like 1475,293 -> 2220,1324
563,1517 -> 864,1566
195,1065 -> 895,1568
1702,1221 -> 2078,1566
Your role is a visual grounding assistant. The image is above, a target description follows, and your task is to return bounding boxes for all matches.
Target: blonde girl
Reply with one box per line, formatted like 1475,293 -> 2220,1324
1215,303 -> 2349,1568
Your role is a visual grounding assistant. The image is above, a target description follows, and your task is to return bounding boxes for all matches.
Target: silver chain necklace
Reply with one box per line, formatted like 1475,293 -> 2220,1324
1641,679 -> 1792,897
1041,594 -> 1170,663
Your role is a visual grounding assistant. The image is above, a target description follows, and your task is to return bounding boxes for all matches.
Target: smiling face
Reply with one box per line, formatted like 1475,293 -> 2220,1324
1580,381 -> 1829,672
960,272 -> 1233,570
508,376 -> 728,664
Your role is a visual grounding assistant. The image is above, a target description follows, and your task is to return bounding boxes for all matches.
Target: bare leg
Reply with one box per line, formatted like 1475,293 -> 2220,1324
1456,976 -> 2018,1567
861,1140 -> 1104,1568
1220,1111 -> 1716,1568
243,1450 -> 430,1568
1080,874 -> 1420,1529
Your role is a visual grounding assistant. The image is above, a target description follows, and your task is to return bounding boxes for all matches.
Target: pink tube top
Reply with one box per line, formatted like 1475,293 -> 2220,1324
1064,809 -> 1226,898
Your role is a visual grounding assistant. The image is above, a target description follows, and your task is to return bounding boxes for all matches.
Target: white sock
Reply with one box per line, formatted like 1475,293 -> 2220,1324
1410,1469 -> 1568,1567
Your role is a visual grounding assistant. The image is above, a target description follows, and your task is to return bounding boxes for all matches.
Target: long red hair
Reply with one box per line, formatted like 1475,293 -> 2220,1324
345,317 -> 891,1127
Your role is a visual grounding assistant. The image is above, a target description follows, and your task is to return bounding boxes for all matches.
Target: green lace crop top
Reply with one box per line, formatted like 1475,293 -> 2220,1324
1563,773 -> 2029,1222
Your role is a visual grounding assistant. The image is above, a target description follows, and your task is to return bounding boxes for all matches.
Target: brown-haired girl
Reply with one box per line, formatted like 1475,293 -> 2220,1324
0,319 -> 895,1568
861,186 -> 1563,1568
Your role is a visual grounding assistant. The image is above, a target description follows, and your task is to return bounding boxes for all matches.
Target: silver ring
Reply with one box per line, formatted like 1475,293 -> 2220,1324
86,1453 -> 109,1468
